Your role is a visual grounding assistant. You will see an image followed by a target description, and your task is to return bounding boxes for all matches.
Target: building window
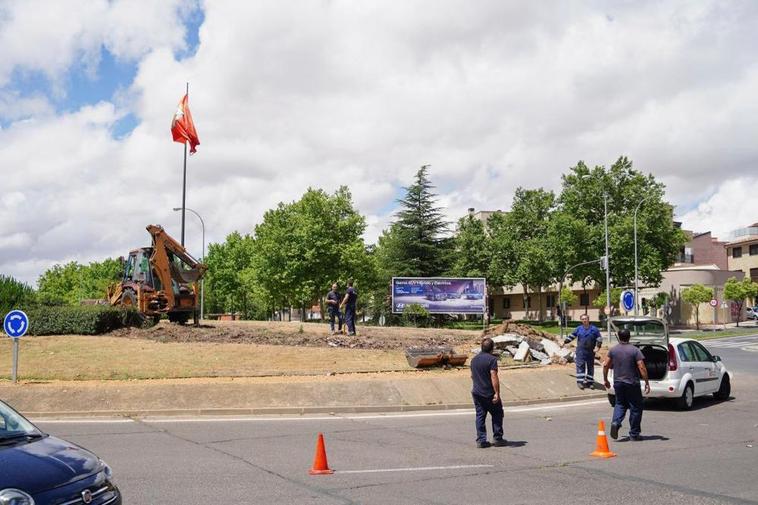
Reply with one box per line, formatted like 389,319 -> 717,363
546,294 -> 556,307
732,246 -> 742,258
502,297 -> 511,309
751,268 -> 758,283
580,293 -> 590,306
750,244 -> 758,256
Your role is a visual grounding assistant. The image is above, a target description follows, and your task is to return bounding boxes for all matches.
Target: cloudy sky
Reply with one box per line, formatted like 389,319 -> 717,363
1,0 -> 757,285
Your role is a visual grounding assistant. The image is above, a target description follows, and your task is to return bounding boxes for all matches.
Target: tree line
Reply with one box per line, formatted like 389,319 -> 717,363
5,156 -> 718,324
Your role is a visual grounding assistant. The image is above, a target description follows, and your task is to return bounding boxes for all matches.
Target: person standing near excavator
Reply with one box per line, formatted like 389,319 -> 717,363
340,279 -> 358,336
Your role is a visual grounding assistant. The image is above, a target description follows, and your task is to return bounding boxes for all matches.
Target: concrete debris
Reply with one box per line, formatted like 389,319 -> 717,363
513,341 -> 531,361
491,334 -> 523,347
541,338 -> 572,361
529,348 -> 549,361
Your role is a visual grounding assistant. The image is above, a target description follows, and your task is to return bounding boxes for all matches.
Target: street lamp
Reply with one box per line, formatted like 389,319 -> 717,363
173,207 -> 205,320
603,192 -> 611,339
633,195 -> 653,316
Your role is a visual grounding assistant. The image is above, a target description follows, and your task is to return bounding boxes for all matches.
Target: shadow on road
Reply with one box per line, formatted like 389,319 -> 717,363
616,434 -> 670,443
504,440 -> 527,448
643,396 -> 734,412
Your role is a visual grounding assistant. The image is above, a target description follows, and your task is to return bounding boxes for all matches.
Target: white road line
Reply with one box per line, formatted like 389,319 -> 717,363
33,419 -> 135,424
337,464 -> 493,474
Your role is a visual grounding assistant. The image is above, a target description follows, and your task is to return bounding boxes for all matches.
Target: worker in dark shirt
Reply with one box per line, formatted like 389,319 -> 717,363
563,314 -> 602,389
603,328 -> 650,441
470,337 -> 506,448
325,283 -> 343,335
340,279 -> 358,336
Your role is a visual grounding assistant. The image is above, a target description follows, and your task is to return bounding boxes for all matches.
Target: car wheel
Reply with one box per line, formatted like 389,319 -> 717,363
676,383 -> 694,410
713,374 -> 731,400
607,394 -> 616,407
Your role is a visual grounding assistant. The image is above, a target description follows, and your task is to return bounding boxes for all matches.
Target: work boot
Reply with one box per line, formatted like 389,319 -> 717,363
577,383 -> 585,390
610,423 -> 619,440
585,382 -> 594,390
493,438 -> 508,447
476,441 -> 491,449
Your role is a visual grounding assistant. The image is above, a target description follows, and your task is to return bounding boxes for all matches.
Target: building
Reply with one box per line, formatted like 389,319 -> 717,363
725,223 -> 758,283
489,281 -> 603,322
678,230 -> 728,270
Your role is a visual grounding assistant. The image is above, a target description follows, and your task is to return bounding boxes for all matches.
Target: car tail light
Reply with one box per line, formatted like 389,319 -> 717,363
668,343 -> 678,371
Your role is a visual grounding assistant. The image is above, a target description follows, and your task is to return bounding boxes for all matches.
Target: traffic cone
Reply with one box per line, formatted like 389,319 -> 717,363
309,433 -> 334,475
590,420 -> 616,458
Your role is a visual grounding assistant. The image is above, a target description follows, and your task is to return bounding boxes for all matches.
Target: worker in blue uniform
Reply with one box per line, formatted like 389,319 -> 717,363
563,314 -> 603,389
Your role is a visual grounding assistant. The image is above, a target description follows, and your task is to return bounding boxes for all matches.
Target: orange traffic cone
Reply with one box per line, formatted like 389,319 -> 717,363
309,433 -> 334,475
590,420 -> 616,458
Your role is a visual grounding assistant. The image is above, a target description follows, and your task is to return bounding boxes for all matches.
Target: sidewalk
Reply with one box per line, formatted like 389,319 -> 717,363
0,366 -> 605,417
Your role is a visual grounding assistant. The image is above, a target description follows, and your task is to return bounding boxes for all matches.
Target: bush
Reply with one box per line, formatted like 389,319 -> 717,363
402,304 -> 432,328
19,306 -> 145,335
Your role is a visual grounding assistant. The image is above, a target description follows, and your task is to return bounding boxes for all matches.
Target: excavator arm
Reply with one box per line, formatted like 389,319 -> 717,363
146,224 -> 207,313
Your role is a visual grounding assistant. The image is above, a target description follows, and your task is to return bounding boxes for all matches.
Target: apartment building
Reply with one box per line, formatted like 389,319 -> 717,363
725,223 -> 758,283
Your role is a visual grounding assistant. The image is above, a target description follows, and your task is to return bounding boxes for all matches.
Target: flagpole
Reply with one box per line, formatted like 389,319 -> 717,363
180,82 -> 188,247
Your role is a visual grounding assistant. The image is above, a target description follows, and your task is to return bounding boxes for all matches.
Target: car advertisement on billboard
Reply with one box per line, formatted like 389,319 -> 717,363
391,277 -> 487,314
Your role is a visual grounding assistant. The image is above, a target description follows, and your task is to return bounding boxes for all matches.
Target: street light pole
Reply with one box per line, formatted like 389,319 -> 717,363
604,193 -> 611,339
633,195 -> 652,316
173,207 -> 205,320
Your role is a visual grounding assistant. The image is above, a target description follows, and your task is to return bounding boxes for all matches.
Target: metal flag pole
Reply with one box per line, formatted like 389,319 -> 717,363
180,82 -> 189,247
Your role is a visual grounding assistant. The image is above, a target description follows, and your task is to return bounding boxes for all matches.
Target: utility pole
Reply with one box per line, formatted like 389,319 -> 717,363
604,192 -> 611,339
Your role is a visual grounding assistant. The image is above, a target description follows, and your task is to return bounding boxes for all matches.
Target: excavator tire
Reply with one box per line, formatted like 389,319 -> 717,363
120,289 -> 137,308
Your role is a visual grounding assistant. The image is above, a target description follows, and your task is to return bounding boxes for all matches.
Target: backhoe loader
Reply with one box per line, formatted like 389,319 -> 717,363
108,225 -> 207,324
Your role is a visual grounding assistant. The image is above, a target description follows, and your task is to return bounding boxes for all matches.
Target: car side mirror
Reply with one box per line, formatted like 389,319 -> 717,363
711,355 -> 721,362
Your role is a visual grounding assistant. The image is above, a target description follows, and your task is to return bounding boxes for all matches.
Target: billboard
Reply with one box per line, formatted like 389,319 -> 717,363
391,277 -> 486,314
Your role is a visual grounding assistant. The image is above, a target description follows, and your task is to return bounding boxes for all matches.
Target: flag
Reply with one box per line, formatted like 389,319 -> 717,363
171,94 -> 200,154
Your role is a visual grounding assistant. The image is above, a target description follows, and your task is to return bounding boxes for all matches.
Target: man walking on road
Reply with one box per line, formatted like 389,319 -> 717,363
326,283 -> 343,335
563,314 -> 602,389
340,279 -> 358,336
603,328 -> 650,441
470,337 -> 506,448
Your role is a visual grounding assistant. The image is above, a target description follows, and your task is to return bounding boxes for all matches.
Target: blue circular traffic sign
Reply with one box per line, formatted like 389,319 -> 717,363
3,310 -> 29,338
621,291 -> 635,312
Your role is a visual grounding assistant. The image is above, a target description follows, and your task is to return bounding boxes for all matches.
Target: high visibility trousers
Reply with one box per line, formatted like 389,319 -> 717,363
575,351 -> 595,385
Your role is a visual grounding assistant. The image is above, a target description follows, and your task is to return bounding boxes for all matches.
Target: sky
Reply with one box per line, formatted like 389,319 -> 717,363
1,0 -> 757,286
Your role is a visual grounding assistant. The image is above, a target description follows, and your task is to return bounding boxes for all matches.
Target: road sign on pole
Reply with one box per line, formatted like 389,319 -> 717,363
621,290 -> 635,312
4,309 -> 29,384
709,299 -> 718,308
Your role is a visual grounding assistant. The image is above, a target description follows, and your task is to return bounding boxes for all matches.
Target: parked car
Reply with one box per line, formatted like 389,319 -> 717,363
606,316 -> 732,410
746,306 -> 758,320
0,400 -> 121,505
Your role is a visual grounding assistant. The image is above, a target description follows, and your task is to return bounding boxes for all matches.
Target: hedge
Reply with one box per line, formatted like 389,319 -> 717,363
13,306 -> 146,335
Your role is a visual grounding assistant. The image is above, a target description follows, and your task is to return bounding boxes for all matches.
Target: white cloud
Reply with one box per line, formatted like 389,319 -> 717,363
678,177 -> 758,239
2,0 -> 758,285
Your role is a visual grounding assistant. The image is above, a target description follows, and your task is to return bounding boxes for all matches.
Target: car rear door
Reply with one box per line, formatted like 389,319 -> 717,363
684,341 -> 719,394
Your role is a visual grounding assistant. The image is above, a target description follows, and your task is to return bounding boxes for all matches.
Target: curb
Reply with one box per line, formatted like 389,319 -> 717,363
25,392 -> 606,419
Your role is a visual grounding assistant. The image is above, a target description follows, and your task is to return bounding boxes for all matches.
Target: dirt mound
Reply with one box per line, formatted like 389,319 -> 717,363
109,320 -> 481,351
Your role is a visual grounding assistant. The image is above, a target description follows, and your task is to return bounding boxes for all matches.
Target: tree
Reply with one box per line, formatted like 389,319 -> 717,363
37,259 -> 122,305
253,187 -> 369,320
723,277 -> 758,327
0,275 -> 36,315
382,165 -> 450,277
491,188 -> 557,320
450,214 -> 490,278
204,232 -> 259,317
681,284 -> 713,330
558,157 -> 687,291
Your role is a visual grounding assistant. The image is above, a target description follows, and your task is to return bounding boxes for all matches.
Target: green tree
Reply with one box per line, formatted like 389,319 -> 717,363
383,165 -> 450,277
204,232 -> 259,317
681,284 -> 713,330
37,259 -> 122,305
558,157 -> 687,291
450,214 -> 490,278
723,277 -> 758,327
0,275 -> 36,315
559,286 -> 578,307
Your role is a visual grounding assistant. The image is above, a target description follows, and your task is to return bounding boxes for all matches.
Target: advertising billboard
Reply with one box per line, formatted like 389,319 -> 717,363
391,277 -> 486,314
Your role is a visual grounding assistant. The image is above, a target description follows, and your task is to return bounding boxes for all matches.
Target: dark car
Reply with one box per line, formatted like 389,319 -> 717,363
0,400 -> 121,505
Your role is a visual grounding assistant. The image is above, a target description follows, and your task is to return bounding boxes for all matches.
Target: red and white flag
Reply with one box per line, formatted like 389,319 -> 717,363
171,94 -> 200,154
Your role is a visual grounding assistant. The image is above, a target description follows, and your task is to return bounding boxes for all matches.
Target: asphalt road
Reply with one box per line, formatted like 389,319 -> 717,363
35,335 -> 758,505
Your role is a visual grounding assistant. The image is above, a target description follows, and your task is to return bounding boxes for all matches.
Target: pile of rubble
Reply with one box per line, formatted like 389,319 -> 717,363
483,333 -> 574,365
479,321 -> 574,366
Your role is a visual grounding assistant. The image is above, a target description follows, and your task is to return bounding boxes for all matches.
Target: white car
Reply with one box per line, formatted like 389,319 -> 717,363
606,316 -> 732,410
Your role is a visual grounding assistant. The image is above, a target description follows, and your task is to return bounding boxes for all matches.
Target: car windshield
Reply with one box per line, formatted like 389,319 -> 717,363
0,401 -> 41,440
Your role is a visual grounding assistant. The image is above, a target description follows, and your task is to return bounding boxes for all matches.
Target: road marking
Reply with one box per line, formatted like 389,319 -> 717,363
33,418 -> 135,424
337,464 -> 493,474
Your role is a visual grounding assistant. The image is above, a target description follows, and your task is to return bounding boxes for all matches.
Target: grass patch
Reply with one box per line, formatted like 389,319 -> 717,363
683,326 -> 758,340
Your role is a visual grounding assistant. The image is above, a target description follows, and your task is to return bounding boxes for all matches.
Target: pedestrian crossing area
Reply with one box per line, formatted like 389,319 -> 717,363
704,335 -> 758,353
